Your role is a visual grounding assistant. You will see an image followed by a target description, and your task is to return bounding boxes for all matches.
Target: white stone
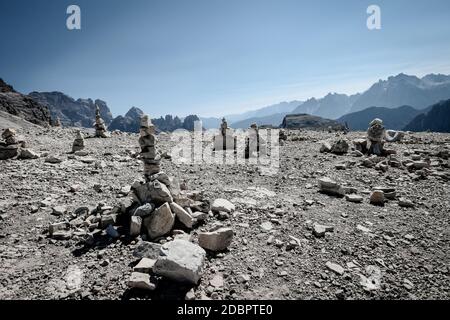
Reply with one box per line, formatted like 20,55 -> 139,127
170,202 -> 195,228
326,261 -> 345,275
198,228 -> 233,251
128,272 -> 155,291
345,194 -> 363,203
211,198 -> 235,213
130,216 -> 142,237
133,258 -> 156,273
143,202 -> 175,239
313,223 -> 334,237
153,239 -> 206,284
148,180 -> 173,203
260,221 -> 273,232
318,177 -> 345,196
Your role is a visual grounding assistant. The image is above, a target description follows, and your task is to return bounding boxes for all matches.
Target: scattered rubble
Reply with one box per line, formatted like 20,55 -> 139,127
0,117 -> 448,300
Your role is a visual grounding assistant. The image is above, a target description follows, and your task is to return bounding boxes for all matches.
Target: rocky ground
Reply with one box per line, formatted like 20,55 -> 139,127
0,123 -> 449,300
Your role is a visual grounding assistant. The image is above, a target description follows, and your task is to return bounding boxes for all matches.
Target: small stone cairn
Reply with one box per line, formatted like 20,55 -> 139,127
54,117 -> 62,127
213,117 -> 235,151
72,130 -> 85,153
0,128 -> 38,160
94,105 -> 110,138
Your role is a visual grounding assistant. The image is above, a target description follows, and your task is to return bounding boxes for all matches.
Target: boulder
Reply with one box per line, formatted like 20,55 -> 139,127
130,216 -> 142,237
133,241 -> 162,259
19,148 -> 39,159
318,177 -> 345,197
170,202 -> 195,228
330,139 -> 349,155
133,258 -> 156,273
313,223 -> 334,237
148,180 -> 173,203
45,155 -> 63,164
198,228 -> 234,251
128,272 -> 156,291
399,198 -> 414,208
319,141 -> 332,153
143,202 -> 175,239
153,239 -> 206,284
149,172 -> 171,187
345,194 -> 363,203
133,203 -> 155,217
106,225 -> 120,238
211,198 -> 235,213
0,143 -> 20,160
326,261 -> 345,275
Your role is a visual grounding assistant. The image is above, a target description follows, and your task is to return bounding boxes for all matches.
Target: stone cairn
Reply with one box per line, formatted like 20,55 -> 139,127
54,117 -> 62,127
245,123 -> 266,158
72,130 -> 85,153
94,105 -> 109,138
49,114 -> 234,293
213,117 -> 235,151
353,118 -> 396,156
0,128 -> 38,160
139,115 -> 161,180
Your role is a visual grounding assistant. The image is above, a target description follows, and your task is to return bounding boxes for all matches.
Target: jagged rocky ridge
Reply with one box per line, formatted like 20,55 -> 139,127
404,99 -> 450,133
281,114 -> 345,130
0,79 -> 52,126
29,91 -> 113,128
110,108 -> 201,133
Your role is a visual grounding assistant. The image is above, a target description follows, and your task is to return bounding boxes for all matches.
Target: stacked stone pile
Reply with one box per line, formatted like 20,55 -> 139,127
72,130 -> 85,153
49,114 -> 235,295
0,128 -> 39,160
94,105 -> 110,138
213,117 -> 235,151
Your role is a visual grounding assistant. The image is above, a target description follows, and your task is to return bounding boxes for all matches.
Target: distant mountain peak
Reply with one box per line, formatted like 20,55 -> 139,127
125,106 -> 144,118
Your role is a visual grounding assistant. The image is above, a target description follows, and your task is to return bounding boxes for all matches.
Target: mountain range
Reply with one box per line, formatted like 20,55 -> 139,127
202,73 -> 450,129
337,105 -> 425,131
404,99 -> 450,132
200,101 -> 301,129
109,107 -> 200,133
1,73 -> 449,133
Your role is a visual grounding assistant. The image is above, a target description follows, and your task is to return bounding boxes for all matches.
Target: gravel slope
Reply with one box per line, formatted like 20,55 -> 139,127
0,126 -> 449,300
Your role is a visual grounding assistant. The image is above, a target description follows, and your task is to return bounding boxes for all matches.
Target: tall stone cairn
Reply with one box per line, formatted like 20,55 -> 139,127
72,130 -> 85,152
139,115 -> 161,181
94,105 -> 109,138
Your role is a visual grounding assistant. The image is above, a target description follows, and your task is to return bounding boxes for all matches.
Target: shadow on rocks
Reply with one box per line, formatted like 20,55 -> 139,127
121,278 -> 193,300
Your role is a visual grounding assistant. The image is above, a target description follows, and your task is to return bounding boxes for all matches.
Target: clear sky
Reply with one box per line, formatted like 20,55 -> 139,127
1,0 -> 450,118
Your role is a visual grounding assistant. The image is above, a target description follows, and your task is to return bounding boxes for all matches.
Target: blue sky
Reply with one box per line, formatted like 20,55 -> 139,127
1,0 -> 450,118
